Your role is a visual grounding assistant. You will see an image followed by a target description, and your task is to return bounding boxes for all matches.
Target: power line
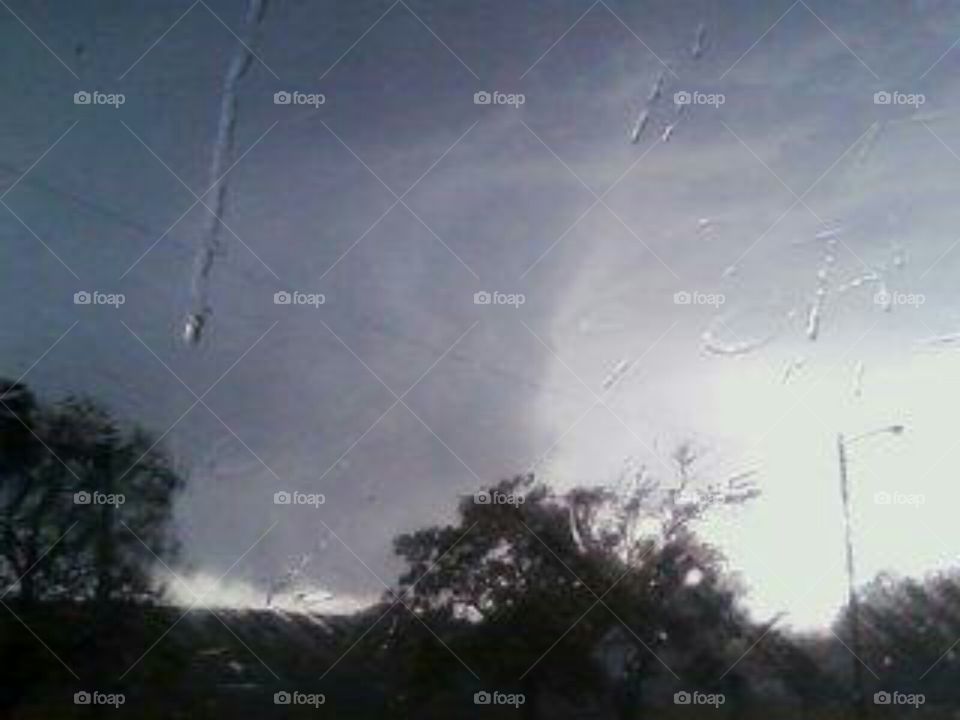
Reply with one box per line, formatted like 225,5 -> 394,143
0,161 -> 593,404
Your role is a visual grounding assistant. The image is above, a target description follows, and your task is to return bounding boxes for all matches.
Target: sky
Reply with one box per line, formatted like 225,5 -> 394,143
3,0 -> 960,629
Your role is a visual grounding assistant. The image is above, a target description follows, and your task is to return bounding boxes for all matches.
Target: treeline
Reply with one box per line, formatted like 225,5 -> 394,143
0,379 -> 957,718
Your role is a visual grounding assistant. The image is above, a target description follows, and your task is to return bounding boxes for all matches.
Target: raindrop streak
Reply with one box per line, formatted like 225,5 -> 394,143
781,356 -> 805,385
183,0 -> 270,346
852,361 -> 865,398
701,328 -> 770,356
648,72 -> 665,102
805,226 -> 843,341
602,359 -> 630,391
921,332 -> 960,347
805,295 -> 824,341
691,22 -> 708,59
627,18 -> 706,146
851,121 -> 883,172
629,109 -> 650,144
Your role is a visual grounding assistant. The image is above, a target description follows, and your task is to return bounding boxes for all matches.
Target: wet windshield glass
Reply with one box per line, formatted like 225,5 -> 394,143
0,1 -> 956,716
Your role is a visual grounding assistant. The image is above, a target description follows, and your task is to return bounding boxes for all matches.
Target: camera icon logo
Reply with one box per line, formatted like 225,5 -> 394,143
274,691 -> 292,705
474,491 -> 491,505
274,291 -> 292,305
74,91 -> 91,105
674,691 -> 692,705
474,291 -> 491,305
474,91 -> 492,105
274,491 -> 292,505
674,91 -> 692,106
274,91 -> 292,105
74,291 -> 92,305
673,291 -> 691,305
74,491 -> 91,505
874,91 -> 892,105
474,691 -> 491,705
874,691 -> 891,705
74,691 -> 91,704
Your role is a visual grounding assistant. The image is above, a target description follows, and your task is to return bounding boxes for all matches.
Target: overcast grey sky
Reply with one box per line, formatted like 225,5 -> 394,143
4,0 -> 960,627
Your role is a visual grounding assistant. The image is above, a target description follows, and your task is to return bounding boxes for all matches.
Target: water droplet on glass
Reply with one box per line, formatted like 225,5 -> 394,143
852,361 -> 865,398
806,302 -> 822,341
781,357 -> 806,385
648,72 -> 665,102
691,22 -> 707,59
602,359 -> 630,391
183,313 -> 205,346
920,332 -> 960,347
184,0 -> 269,346
629,109 -> 650,144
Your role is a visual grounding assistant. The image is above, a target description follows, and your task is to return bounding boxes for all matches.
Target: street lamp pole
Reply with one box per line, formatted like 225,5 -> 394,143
837,424 -> 904,720
838,433 -> 866,720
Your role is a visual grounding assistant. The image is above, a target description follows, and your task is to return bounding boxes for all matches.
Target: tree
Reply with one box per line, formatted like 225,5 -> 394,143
387,477 -> 609,717
0,380 -> 185,606
0,379 -> 39,470
0,379 -> 186,711
836,571 -> 960,703
383,451 -> 761,718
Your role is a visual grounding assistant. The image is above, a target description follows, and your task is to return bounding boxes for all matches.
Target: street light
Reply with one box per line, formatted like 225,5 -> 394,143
837,424 -> 905,719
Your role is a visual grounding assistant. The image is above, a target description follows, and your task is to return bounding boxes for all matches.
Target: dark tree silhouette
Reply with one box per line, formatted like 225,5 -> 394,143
382,456 -> 761,718
0,379 -> 185,710
0,383 -> 184,605
836,571 -> 960,704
